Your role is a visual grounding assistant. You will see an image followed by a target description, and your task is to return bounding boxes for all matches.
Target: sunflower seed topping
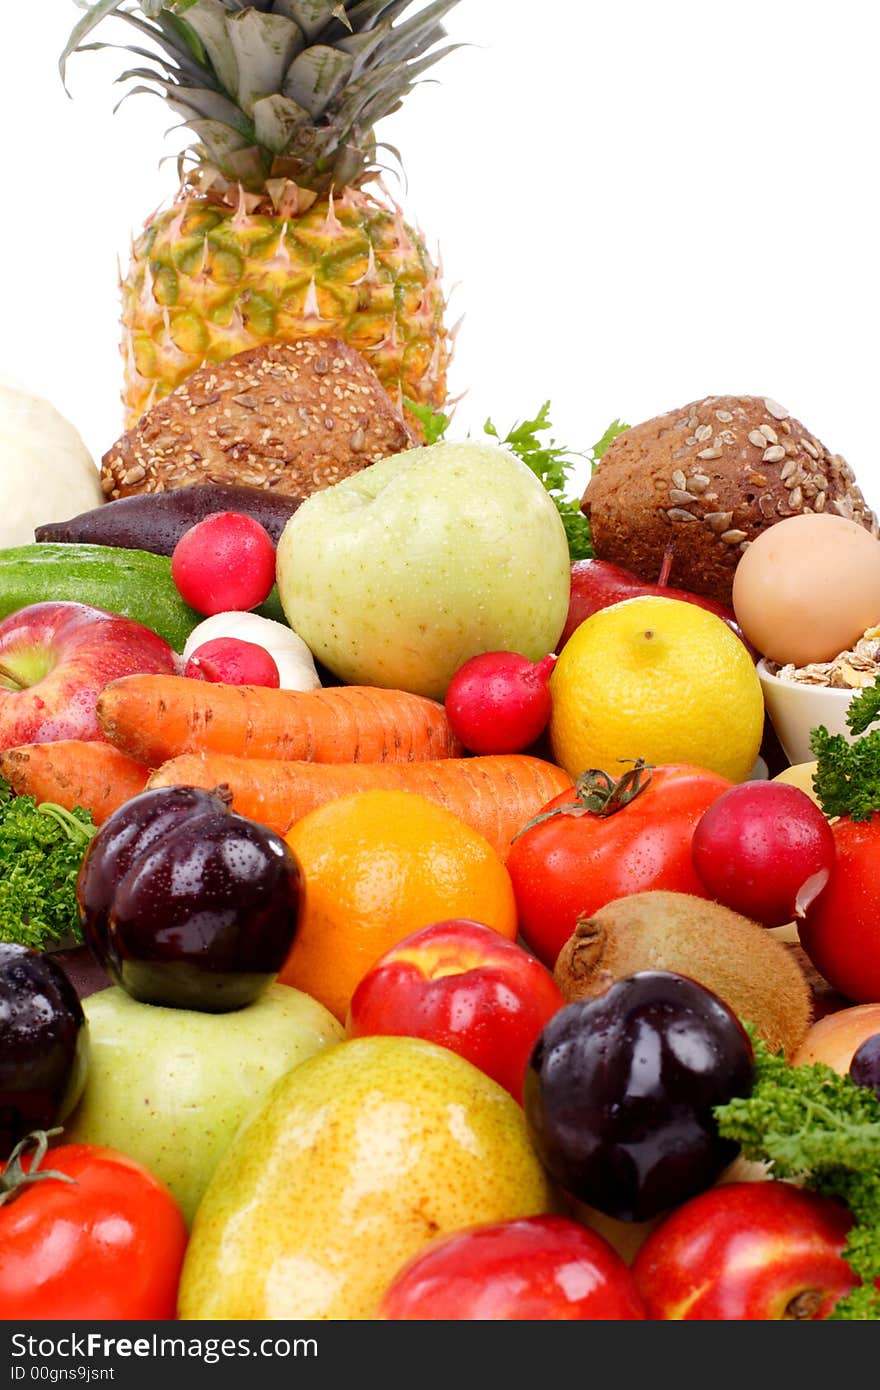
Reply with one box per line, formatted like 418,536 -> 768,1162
667,508 -> 699,522
801,438 -> 820,459
671,469 -> 687,490
748,429 -> 768,449
669,489 -> 694,505
697,446 -> 723,460
789,485 -> 803,509
705,511 -> 735,532
715,410 -> 734,422
759,424 -> 778,444
764,398 -> 790,420
721,529 -> 749,544
780,458 -> 798,481
687,474 -> 711,493
762,444 -> 786,463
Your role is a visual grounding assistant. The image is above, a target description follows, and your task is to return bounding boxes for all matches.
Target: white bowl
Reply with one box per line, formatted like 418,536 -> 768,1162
757,658 -> 862,766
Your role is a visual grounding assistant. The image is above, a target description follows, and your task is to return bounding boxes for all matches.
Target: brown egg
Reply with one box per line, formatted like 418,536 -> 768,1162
732,513 -> 880,666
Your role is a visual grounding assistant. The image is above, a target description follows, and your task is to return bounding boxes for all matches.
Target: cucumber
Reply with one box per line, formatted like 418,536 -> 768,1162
0,543 -> 290,652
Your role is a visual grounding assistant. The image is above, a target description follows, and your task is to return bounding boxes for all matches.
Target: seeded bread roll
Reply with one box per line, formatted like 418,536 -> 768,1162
581,394 -> 878,605
101,338 -> 414,501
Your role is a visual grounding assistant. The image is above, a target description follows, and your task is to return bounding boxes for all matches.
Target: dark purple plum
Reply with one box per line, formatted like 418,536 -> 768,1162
77,786 -> 215,965
849,1033 -> 880,1101
76,785 -> 301,1012
0,943 -> 88,1160
523,970 -> 755,1222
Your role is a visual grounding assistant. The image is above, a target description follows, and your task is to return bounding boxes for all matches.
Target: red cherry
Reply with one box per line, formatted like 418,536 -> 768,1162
445,651 -> 556,754
171,512 -> 276,615
184,637 -> 280,687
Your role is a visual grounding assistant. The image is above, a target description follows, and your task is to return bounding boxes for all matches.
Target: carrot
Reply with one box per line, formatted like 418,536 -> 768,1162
0,740 -> 149,824
146,752 -> 573,858
96,675 -> 463,767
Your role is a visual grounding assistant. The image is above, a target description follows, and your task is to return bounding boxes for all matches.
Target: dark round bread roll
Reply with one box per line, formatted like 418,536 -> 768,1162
581,394 -> 877,605
100,337 -> 414,501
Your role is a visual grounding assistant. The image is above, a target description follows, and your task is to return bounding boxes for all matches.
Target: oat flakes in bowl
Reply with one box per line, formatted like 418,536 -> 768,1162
758,631 -> 880,766
768,626 -> 880,690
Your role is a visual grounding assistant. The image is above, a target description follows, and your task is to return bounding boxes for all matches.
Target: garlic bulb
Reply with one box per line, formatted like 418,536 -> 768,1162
182,612 -> 321,690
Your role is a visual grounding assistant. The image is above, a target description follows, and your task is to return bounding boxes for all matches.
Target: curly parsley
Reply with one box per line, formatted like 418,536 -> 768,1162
810,680 -> 880,820
715,1032 -> 880,1320
0,778 -> 95,949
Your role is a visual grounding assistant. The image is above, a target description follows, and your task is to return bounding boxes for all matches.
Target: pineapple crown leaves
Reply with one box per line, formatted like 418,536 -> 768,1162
62,1 -> 462,194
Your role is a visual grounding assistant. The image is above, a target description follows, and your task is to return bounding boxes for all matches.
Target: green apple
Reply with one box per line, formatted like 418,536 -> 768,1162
275,441 -> 571,698
64,983 -> 343,1224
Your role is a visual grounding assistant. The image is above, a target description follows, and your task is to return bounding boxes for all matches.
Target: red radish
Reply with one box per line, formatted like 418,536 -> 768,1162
445,651 -> 556,755
691,780 -> 836,928
171,512 -> 276,615
184,637 -> 280,687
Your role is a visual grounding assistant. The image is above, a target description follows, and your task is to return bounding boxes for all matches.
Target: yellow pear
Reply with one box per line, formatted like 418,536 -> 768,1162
178,1036 -> 553,1319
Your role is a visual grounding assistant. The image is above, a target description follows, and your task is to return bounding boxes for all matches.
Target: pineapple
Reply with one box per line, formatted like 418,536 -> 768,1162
63,1 -> 458,431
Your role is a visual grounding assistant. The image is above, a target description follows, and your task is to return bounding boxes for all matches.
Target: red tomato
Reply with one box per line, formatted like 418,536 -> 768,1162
798,816 -> 880,1003
0,1138 -> 188,1320
347,919 -> 563,1100
379,1215 -> 646,1320
506,763 -> 732,967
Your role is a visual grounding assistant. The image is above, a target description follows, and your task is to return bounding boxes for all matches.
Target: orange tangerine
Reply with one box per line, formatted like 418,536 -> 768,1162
279,789 -> 518,1021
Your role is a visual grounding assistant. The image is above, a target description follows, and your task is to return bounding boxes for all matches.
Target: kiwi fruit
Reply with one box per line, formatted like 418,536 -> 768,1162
553,890 -> 812,1058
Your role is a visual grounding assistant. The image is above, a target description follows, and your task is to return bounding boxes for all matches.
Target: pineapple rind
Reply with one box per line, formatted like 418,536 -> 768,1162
122,188 -> 448,426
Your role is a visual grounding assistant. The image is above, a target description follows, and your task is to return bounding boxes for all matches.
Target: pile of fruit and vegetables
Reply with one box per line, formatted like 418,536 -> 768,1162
4,0 -> 880,1324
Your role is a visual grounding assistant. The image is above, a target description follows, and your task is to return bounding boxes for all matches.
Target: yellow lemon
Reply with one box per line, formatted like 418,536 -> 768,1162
549,595 -> 764,782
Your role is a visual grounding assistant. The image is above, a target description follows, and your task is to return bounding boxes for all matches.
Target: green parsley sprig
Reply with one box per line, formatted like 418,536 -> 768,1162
810,681 -> 880,820
405,398 -> 628,561
0,777 -> 96,950
715,1032 -> 880,1320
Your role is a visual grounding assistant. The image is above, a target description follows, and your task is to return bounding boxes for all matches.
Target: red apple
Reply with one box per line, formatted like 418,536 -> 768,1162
559,557 -> 755,655
346,918 -> 564,1101
0,602 -> 178,750
631,1181 -> 857,1320
379,1214 -> 647,1320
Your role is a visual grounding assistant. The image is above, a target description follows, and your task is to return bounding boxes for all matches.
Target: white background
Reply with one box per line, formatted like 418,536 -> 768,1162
3,0 -> 879,509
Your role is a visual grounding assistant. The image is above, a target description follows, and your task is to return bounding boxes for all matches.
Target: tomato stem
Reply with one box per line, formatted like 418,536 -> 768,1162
512,759 -> 653,840
0,1129 -> 76,1207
